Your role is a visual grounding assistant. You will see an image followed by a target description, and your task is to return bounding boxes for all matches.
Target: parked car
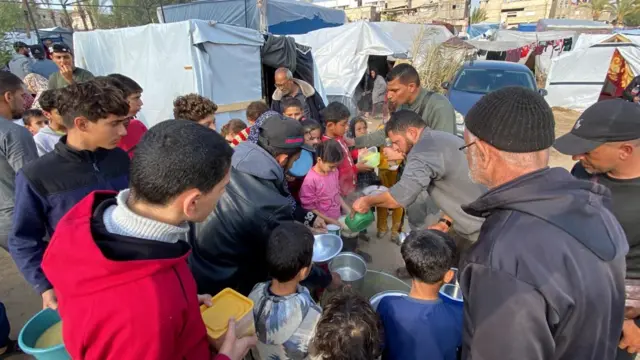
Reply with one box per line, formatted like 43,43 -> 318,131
443,60 -> 547,137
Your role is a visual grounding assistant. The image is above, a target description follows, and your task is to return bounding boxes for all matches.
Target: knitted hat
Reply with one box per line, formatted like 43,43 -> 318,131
464,86 -> 555,153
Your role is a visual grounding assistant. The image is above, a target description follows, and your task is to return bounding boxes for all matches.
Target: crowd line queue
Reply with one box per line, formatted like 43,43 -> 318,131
0,41 -> 638,360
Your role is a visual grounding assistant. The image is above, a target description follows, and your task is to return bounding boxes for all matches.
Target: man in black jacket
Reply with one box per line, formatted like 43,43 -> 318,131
191,112 -> 337,296
459,87 -> 628,360
271,67 -> 325,127
554,99 -> 640,360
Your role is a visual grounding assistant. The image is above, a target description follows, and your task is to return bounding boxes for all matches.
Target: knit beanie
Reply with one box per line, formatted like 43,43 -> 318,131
464,86 -> 555,153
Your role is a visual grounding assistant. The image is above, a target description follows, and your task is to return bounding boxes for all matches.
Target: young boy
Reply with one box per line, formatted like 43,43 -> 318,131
43,120 -> 255,360
282,97 -> 305,121
173,93 -> 218,130
321,102 -> 374,197
23,109 -> 48,135
34,89 -> 66,156
309,289 -> 382,360
220,119 -> 247,143
9,80 -> 130,310
377,230 -> 462,360
107,74 -> 148,158
249,222 -> 322,360
230,101 -> 269,148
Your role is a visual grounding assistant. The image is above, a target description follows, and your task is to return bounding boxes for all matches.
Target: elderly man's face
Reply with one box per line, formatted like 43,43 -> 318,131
464,129 -> 485,185
275,72 -> 294,95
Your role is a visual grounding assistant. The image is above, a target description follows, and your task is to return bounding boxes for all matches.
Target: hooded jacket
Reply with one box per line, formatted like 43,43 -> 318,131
9,137 -> 129,293
191,142 -> 330,296
459,167 -> 628,360
42,192 -> 227,360
271,79 -> 325,127
249,282 -> 322,360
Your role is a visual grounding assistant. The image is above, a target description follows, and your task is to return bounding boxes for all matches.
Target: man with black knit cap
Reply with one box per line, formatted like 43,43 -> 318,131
554,99 -> 640,360
459,86 -> 628,360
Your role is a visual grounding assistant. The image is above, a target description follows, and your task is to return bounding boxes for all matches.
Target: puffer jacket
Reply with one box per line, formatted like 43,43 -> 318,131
190,141 -> 330,296
459,167 -> 628,360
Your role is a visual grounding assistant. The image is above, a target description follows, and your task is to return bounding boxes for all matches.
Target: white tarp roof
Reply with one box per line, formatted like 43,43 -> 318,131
292,21 -> 452,99
74,20 -> 264,128
158,0 -> 346,32
466,29 -> 575,51
546,35 -> 640,109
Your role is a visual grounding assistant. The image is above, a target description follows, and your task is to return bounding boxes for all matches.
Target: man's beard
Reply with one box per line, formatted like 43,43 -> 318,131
467,148 -> 484,185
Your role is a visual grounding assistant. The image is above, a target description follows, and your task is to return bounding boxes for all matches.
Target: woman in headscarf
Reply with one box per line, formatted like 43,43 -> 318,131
24,73 -> 49,110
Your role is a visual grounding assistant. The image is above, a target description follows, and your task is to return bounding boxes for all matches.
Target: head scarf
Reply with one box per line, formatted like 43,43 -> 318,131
24,73 -> 48,109
247,110 -> 298,213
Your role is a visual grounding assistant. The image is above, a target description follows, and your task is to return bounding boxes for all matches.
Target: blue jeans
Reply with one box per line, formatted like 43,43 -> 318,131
0,302 -> 9,348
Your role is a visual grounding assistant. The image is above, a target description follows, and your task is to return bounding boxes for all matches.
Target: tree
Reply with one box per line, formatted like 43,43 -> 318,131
607,0 -> 640,25
0,1 -> 27,66
470,7 -> 488,24
579,0 -> 611,20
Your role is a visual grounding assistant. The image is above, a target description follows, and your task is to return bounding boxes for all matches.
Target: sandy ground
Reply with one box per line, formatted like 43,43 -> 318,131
0,107 -> 583,359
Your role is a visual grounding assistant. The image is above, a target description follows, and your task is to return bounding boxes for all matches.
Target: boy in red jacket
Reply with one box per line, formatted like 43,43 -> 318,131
42,120 -> 256,360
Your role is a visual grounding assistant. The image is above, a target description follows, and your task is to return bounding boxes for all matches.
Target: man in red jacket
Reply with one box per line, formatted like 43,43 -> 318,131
42,120 -> 256,360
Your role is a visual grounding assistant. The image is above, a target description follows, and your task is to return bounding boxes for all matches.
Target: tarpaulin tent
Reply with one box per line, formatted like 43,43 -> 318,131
292,21 -> 452,113
74,20 -> 264,128
467,22 -> 500,39
546,34 -> 640,109
157,0 -> 346,35
536,18 -> 612,33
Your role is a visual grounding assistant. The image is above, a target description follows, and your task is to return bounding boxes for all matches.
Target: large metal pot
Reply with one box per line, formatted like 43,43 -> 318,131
360,270 -> 410,300
330,252 -> 367,292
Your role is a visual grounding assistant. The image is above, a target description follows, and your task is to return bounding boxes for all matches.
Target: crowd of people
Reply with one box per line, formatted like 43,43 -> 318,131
0,39 -> 637,360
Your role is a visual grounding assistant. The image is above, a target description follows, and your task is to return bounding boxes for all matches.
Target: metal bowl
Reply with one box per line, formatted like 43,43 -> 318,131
312,234 -> 343,263
369,290 -> 409,311
360,270 -> 411,299
330,252 -> 367,291
439,284 -> 463,305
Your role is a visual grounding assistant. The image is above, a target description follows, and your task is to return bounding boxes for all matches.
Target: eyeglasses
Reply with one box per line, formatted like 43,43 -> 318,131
458,141 -> 476,153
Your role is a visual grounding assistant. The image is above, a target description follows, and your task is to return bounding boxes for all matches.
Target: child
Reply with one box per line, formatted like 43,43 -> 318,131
349,117 -> 379,190
230,101 -> 269,148
173,93 -> 218,130
300,140 -> 351,226
302,119 -> 322,147
33,89 -> 66,156
321,102 -> 362,197
282,97 -> 305,121
9,80 -> 130,310
107,74 -> 148,158
309,289 -> 382,360
220,119 -> 247,143
23,109 -> 48,135
377,230 -> 462,360
43,120 -> 255,360
249,222 -> 322,360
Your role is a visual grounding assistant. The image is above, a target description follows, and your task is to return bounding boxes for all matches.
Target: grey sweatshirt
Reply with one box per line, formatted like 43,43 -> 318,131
33,125 -> 64,156
355,88 -> 456,148
0,118 -> 38,245
388,129 -> 485,240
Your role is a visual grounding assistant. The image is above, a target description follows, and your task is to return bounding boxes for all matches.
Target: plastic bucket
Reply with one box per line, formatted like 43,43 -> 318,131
18,308 -> 70,360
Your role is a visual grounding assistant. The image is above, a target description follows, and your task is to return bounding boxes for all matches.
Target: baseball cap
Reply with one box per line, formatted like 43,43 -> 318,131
258,114 -> 314,153
50,43 -> 71,54
554,99 -> 640,156
30,45 -> 45,58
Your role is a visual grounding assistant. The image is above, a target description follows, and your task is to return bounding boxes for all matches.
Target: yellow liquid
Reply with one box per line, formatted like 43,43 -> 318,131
35,321 -> 63,349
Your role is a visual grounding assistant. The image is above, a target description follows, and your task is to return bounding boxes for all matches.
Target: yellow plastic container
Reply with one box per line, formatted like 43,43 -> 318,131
200,288 -> 255,344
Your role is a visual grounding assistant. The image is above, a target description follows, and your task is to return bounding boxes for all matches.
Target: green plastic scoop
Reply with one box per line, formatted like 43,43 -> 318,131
345,210 -> 375,233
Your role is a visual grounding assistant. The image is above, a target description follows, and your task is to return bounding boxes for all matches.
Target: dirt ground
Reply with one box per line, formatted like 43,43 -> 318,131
0,107 -> 583,359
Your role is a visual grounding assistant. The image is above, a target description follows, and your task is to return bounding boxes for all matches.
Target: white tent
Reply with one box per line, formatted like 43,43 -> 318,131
546,34 -> 640,110
73,20 -> 264,128
292,21 -> 452,112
